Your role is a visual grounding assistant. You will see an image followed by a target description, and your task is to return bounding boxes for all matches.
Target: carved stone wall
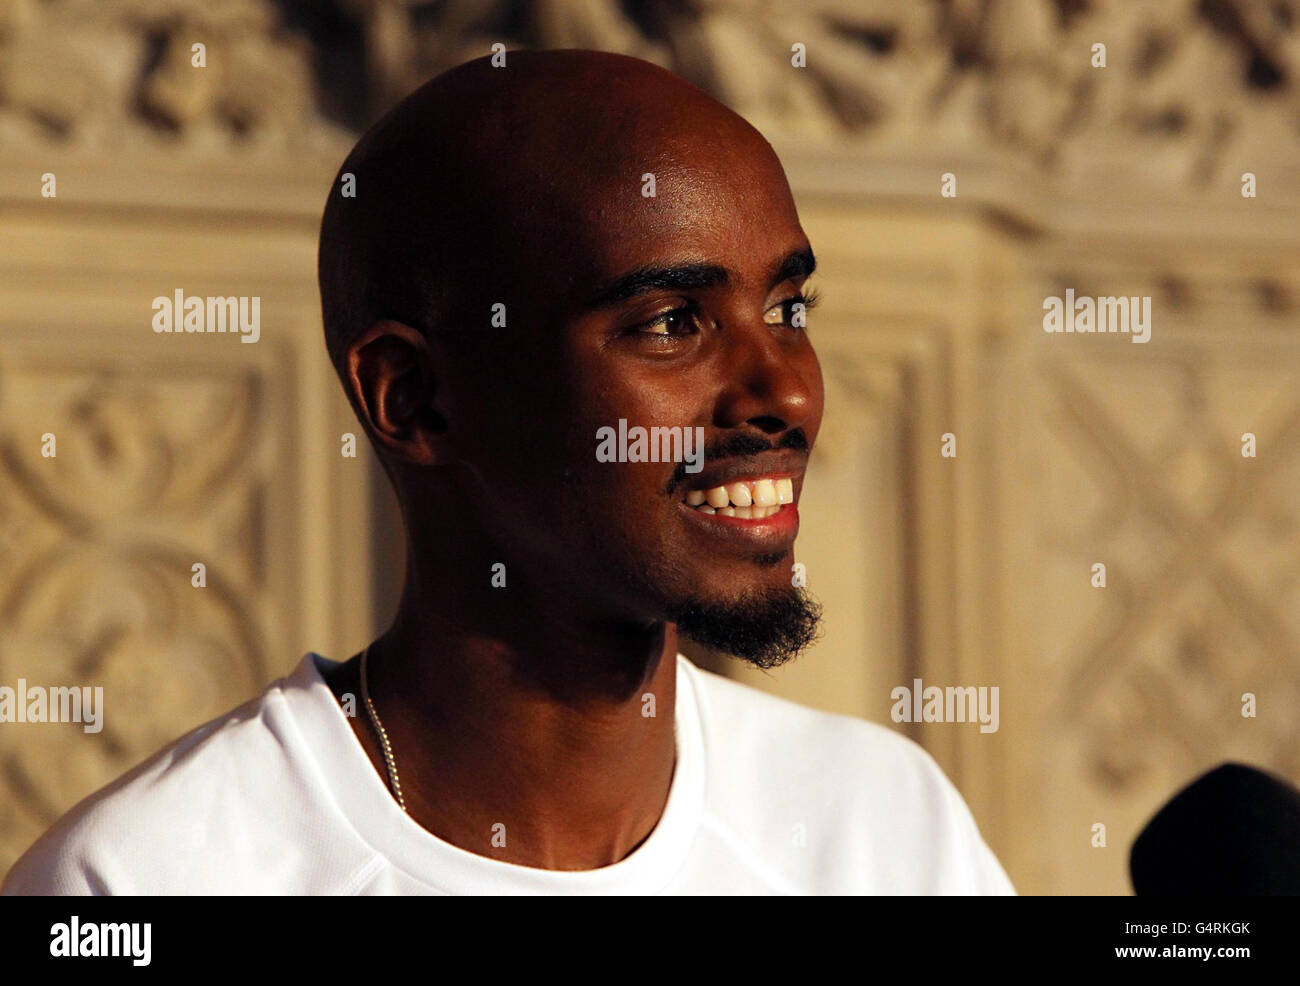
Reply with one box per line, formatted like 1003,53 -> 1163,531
0,154 -> 369,873
997,234 -> 1300,893
2,0 -> 1297,894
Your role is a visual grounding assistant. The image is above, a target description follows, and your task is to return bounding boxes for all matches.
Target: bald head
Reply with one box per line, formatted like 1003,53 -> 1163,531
317,49 -> 823,669
318,49 -> 775,383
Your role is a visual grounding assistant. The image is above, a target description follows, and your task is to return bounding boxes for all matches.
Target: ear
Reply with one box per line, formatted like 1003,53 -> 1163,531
345,319 -> 455,467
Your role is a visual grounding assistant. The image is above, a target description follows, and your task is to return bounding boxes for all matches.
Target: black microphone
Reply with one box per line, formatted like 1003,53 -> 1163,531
1130,762 -> 1300,895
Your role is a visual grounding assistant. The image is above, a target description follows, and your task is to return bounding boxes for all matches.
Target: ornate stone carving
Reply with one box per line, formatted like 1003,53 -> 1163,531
1034,345 -> 1300,790
336,0 -> 1300,189
0,355 -> 270,872
4,0 -> 1298,190
0,0 -> 342,151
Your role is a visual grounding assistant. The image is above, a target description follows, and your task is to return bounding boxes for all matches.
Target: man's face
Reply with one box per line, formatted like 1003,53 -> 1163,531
446,128 -> 824,666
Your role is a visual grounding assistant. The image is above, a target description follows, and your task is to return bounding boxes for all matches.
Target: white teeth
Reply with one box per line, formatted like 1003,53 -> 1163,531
687,500 -> 784,518
684,476 -> 797,513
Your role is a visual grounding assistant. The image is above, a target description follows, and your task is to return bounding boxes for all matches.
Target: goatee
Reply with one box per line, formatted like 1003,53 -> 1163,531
672,586 -> 823,670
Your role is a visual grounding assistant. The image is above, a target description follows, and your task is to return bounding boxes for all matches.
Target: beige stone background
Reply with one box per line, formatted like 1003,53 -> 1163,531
2,0 -> 1298,894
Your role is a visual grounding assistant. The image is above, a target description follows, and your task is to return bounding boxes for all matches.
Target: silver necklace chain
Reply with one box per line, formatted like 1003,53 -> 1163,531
359,645 -> 407,812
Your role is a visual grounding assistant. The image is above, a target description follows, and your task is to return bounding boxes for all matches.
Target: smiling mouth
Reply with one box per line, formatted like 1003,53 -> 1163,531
681,476 -> 795,518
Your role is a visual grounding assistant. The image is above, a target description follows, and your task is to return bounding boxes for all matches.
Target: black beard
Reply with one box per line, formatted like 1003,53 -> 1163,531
671,585 -> 823,670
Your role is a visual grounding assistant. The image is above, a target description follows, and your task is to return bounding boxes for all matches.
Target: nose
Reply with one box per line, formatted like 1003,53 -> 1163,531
712,320 -> 820,436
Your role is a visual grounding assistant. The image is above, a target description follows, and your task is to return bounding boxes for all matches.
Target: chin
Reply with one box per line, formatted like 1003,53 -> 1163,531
668,582 -> 823,671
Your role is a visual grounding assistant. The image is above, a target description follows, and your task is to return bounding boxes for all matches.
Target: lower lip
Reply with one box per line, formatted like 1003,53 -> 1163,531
676,499 -> 800,548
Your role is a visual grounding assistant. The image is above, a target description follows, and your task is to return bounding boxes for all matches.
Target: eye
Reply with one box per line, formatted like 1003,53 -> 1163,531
630,301 -> 704,338
764,287 -> 821,328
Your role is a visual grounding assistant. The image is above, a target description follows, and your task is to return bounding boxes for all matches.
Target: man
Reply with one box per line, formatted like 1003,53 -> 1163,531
3,50 -> 1014,894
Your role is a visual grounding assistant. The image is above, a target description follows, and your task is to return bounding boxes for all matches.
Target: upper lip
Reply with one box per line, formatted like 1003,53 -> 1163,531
677,450 -> 809,495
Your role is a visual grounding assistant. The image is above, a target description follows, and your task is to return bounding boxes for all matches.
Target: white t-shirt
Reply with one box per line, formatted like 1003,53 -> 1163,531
2,653 -> 1015,895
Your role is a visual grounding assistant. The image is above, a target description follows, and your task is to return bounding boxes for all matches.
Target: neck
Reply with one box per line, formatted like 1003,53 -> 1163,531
361,548 -> 680,870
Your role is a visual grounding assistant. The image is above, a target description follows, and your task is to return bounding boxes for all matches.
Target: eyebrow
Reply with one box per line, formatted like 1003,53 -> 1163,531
586,247 -> 816,309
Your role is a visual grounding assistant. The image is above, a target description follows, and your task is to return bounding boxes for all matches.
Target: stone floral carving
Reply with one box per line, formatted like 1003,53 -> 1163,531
2,0 -> 1297,186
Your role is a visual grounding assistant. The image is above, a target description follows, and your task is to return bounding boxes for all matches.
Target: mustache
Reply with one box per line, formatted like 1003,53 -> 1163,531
664,429 -> 810,494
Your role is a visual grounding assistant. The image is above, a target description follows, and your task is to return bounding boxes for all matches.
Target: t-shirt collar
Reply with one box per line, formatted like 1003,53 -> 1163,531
281,650 -> 706,894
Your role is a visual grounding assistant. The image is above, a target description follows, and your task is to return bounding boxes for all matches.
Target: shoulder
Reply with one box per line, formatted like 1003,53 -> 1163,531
681,658 -> 1016,894
2,657 -> 333,895
683,656 -> 948,781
